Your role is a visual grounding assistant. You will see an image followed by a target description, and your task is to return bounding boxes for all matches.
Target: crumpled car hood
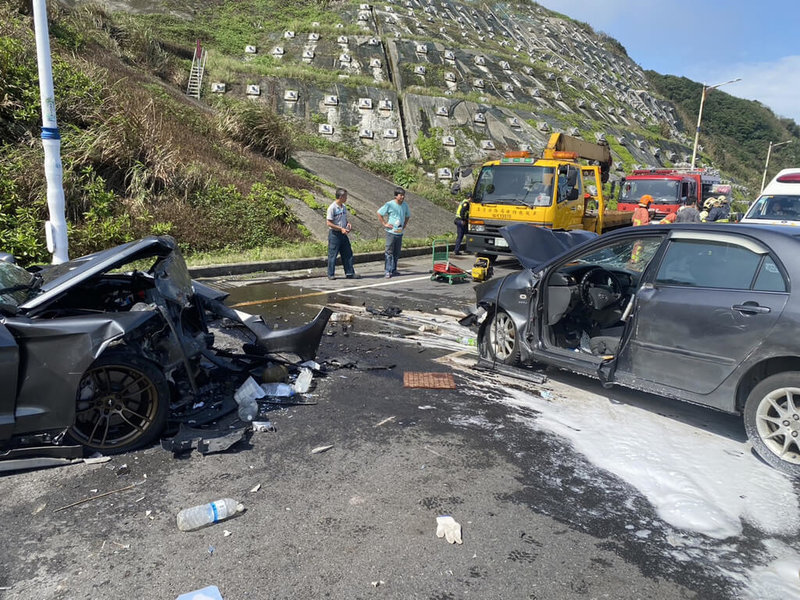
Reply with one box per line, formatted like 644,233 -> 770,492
501,224 -> 597,270
22,236 -> 177,311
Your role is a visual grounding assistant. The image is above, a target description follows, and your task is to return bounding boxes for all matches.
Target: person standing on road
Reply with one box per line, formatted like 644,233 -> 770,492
453,195 -> 470,256
377,187 -> 411,278
674,200 -> 702,223
326,188 -> 359,280
632,194 -> 652,226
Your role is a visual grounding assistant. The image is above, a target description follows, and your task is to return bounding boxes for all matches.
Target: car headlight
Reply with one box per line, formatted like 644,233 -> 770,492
471,224 -> 486,232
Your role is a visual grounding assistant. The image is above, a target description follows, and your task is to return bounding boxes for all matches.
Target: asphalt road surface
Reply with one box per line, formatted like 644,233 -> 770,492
0,254 -> 796,600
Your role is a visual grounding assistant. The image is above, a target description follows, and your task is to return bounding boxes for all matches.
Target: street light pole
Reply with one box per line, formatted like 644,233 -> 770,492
32,0 -> 69,263
690,77 -> 742,170
761,140 -> 793,193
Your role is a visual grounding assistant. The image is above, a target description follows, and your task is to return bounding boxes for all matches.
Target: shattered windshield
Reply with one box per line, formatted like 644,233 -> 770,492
620,180 -> 679,204
474,165 -> 555,207
573,236 -> 664,273
0,262 -> 39,306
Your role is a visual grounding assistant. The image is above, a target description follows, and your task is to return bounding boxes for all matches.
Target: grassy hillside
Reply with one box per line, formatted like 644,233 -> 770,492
0,1 -> 324,263
646,72 -> 800,192
3,0 -> 799,265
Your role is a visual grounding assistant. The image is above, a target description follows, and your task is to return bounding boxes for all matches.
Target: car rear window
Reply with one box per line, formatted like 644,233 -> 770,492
655,239 -> 786,291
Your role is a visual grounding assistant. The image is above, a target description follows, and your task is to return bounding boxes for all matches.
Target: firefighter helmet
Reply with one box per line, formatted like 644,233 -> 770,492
639,194 -> 653,206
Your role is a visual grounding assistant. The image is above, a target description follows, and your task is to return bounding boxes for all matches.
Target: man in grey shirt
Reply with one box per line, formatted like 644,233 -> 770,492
326,188 -> 360,279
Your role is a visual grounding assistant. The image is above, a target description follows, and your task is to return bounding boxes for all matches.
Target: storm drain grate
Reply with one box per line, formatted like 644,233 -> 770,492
403,372 -> 456,389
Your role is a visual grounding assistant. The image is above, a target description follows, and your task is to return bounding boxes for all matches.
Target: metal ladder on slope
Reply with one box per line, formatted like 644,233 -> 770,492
186,40 -> 207,99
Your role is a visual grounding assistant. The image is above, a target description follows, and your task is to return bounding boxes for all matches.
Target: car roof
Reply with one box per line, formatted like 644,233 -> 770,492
762,168 -> 800,197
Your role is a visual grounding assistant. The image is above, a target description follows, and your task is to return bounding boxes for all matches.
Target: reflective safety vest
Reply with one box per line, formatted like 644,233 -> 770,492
632,206 -> 650,226
455,200 -> 469,220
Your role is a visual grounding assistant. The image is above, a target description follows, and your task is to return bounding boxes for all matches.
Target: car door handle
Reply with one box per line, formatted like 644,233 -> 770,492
732,303 -> 771,315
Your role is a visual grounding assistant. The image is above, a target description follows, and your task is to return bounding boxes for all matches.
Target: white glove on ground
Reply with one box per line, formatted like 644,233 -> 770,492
436,515 -> 463,544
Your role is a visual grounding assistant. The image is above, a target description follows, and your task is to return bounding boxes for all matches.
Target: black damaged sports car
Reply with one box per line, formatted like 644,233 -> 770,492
473,223 -> 800,476
0,237 -> 330,467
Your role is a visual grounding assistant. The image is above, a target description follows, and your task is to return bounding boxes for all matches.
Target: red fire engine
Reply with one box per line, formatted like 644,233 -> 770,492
617,168 -> 721,219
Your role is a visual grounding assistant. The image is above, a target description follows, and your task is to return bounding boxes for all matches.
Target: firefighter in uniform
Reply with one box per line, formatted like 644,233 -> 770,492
632,195 -> 653,226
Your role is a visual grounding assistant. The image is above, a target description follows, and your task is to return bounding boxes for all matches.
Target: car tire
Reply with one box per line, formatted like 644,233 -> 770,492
479,309 -> 520,366
67,349 -> 169,454
743,372 -> 800,476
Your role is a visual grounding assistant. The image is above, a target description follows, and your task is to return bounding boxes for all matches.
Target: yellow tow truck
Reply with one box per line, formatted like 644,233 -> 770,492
465,133 -> 632,257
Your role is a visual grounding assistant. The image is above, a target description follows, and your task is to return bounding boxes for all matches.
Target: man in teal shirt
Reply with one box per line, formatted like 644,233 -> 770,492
377,187 -> 411,278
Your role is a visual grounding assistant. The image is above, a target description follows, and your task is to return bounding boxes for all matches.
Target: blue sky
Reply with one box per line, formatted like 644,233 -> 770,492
535,0 -> 800,123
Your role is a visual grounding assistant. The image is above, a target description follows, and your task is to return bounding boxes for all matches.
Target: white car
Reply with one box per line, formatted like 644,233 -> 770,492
741,168 -> 800,225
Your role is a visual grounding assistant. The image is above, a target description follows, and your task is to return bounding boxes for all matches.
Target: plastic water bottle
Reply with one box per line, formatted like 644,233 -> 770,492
176,498 -> 244,532
261,382 -> 295,397
293,368 -> 313,394
237,397 -> 259,422
458,336 -> 477,346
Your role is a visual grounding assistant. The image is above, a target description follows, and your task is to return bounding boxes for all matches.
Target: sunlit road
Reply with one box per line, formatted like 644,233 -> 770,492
213,253 -> 800,600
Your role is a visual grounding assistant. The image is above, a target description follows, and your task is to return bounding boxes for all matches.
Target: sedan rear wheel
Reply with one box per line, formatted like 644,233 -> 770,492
68,349 -> 169,454
744,372 -> 800,476
479,309 -> 520,365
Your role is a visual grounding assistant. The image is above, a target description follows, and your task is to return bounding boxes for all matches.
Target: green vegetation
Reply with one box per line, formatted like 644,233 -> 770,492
646,71 -> 800,191
0,3 -> 317,263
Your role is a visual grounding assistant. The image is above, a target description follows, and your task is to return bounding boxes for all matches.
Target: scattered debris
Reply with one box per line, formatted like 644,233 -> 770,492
418,324 -> 442,334
83,455 -> 112,465
250,484 -> 261,493
176,585 -> 224,600
293,368 -> 314,393
54,484 -> 137,513
234,377 -> 266,404
435,307 -> 468,318
116,464 -> 130,477
366,305 -> 402,317
403,372 -> 456,389
251,421 -> 275,433
371,580 -> 385,588
223,530 -> 232,537
330,312 -> 354,323
418,405 -> 436,410
262,363 -> 289,382
473,358 -> 547,384
161,424 -> 248,456
176,498 -> 244,532
374,416 -> 396,428
436,515 -> 463,544
32,503 -> 47,515
311,445 -> 334,454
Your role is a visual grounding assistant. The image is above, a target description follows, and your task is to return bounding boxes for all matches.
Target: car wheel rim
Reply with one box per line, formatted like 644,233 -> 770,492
72,363 -> 160,450
755,386 -> 800,465
489,313 -> 516,360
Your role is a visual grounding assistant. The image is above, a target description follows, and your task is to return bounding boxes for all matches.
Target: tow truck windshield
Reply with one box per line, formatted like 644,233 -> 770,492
620,179 -> 679,205
474,165 -> 555,207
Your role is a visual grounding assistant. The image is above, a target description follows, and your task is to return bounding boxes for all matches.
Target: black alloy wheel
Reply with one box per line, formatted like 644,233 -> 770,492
68,349 -> 169,454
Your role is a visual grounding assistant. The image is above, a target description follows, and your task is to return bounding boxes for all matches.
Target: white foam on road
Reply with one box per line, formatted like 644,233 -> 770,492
450,365 -> 800,598
502,385 -> 799,540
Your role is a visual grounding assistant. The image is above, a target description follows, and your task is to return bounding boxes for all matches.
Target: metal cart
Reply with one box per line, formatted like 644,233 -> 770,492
430,239 -> 471,284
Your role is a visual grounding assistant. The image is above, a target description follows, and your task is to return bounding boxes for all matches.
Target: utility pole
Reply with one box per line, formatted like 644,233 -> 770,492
690,78 -> 741,170
761,140 -> 792,193
32,0 -> 69,263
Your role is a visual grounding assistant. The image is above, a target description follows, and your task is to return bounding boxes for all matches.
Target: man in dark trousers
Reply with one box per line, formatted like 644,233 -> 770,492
326,188 -> 359,280
453,195 -> 471,255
